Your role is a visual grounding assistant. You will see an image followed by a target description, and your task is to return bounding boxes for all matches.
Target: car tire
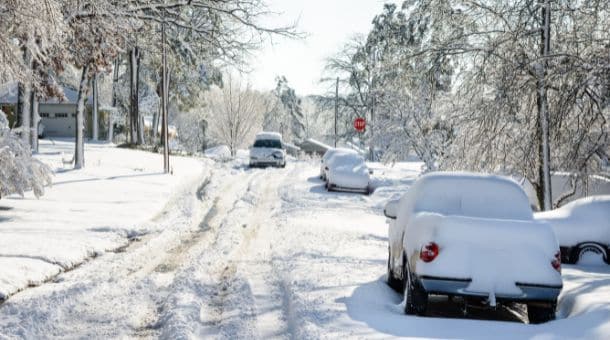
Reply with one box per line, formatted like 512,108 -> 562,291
326,182 -> 334,192
527,301 -> 556,324
387,248 -> 403,292
403,260 -> 428,316
573,243 -> 608,264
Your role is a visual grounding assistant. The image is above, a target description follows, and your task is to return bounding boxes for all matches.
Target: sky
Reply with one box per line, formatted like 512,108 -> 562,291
246,0 -> 400,96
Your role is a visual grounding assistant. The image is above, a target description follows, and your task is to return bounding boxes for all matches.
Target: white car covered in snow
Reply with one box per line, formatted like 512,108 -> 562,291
320,148 -> 358,180
385,172 -> 562,323
249,132 -> 286,168
535,196 -> 610,265
324,153 -> 372,194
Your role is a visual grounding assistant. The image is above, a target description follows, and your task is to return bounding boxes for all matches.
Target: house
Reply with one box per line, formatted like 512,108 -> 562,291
297,138 -> 332,157
0,82 -> 94,138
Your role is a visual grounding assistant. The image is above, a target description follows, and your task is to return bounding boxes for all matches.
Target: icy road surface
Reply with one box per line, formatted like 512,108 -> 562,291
1,160 -> 610,339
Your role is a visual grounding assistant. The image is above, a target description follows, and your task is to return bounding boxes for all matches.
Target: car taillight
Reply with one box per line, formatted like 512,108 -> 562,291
552,251 -> 561,273
420,242 -> 439,262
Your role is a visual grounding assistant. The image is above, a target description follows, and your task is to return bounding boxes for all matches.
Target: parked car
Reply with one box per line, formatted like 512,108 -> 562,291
324,153 -> 372,194
249,132 -> 286,168
535,196 -> 610,265
319,148 -> 358,180
385,172 -> 562,323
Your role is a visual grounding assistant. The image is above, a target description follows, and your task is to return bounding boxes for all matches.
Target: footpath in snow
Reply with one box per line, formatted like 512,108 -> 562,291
0,139 -> 206,300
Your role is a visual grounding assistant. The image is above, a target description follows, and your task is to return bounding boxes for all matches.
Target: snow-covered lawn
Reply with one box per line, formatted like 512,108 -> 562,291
0,139 -> 207,300
1,155 -> 610,339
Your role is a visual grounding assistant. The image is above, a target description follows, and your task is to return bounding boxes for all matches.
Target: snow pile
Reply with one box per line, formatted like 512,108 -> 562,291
535,196 -> 610,247
204,145 -> 231,160
0,139 -> 206,300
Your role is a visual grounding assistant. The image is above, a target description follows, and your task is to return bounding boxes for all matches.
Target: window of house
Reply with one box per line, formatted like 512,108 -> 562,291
40,113 -> 50,118
54,113 -> 68,118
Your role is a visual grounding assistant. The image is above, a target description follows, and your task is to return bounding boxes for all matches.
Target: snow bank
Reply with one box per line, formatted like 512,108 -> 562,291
536,196 -> 610,247
0,139 -> 206,300
204,145 -> 231,160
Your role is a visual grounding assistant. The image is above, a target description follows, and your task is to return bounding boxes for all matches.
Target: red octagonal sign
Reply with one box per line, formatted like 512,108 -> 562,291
354,117 -> 366,133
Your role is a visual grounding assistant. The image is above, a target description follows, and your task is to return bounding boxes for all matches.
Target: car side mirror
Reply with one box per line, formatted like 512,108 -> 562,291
384,200 -> 399,220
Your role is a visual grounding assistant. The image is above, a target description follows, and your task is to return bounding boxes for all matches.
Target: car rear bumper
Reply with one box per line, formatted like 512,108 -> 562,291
328,183 -> 369,193
419,275 -> 562,303
250,159 -> 284,167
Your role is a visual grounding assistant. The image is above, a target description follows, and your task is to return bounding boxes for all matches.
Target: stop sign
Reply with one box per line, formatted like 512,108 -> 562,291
354,117 -> 366,132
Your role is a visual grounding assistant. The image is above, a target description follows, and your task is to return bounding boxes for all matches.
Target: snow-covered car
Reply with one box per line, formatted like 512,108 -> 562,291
535,196 -> 610,265
324,153 -> 372,194
319,148 -> 358,180
385,172 -> 562,323
249,132 -> 286,168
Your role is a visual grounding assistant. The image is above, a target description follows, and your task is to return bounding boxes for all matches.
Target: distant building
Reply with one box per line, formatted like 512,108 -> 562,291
0,82 -> 94,138
297,138 -> 332,157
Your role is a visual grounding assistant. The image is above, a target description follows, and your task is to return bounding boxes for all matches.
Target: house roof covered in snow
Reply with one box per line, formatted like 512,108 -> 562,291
0,82 -> 92,105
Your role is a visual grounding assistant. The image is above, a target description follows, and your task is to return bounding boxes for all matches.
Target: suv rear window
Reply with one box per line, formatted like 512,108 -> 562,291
253,139 -> 282,149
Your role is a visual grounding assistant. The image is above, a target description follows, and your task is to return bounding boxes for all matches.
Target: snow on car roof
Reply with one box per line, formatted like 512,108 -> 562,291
409,172 -> 533,220
534,195 -> 610,247
327,152 -> 366,167
255,132 -> 282,141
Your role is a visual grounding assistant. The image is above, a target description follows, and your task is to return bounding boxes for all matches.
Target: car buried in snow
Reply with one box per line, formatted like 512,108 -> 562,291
384,172 -> 563,323
319,147 -> 358,180
535,196 -> 610,265
324,152 -> 372,195
249,132 -> 286,168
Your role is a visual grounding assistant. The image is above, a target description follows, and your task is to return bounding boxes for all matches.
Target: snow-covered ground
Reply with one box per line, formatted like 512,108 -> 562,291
0,139 -> 207,300
1,150 -> 610,339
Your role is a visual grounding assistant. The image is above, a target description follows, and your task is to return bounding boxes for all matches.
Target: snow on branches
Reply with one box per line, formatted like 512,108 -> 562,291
0,110 -> 51,199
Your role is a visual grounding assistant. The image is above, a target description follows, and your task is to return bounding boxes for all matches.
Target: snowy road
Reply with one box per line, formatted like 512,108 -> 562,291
1,159 -> 610,339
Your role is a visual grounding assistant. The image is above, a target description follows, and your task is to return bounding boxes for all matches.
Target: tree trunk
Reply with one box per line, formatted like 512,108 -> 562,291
17,82 -> 31,145
109,57 -> 120,143
75,64 -> 91,169
92,73 -> 99,141
30,89 -> 39,153
129,47 -> 142,145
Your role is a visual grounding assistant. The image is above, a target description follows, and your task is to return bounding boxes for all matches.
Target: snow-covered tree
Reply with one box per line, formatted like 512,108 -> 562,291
263,76 -> 306,143
204,75 -> 266,156
0,110 -> 51,199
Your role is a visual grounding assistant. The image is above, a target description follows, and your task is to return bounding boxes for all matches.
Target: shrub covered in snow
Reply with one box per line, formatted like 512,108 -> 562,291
0,110 -> 51,198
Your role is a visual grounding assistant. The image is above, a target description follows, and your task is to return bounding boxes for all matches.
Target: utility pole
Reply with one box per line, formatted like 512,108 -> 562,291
161,22 -> 170,174
334,77 -> 339,148
539,0 -> 552,210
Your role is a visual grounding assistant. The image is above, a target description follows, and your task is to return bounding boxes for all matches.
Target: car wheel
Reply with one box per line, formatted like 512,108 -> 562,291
326,182 -> 334,192
527,301 -> 556,324
403,260 -> 428,316
573,243 -> 608,265
387,248 -> 403,292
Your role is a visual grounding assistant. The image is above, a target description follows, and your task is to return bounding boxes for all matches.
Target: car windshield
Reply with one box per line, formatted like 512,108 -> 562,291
253,139 -> 282,149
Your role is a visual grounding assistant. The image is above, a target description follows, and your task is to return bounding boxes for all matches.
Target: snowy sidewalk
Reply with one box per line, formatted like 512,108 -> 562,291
0,139 -> 206,300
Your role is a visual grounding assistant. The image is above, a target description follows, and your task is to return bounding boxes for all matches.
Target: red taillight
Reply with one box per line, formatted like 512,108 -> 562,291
552,251 -> 561,273
420,242 -> 439,262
